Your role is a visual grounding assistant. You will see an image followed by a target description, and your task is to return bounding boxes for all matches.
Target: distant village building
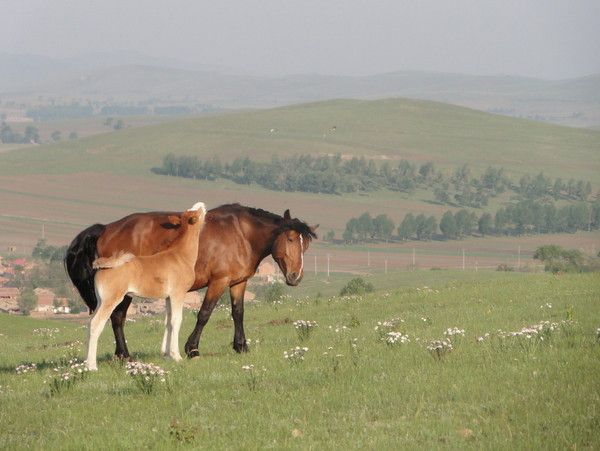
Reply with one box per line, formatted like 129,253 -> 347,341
34,288 -> 55,313
52,298 -> 71,314
256,259 -> 282,283
0,287 -> 20,313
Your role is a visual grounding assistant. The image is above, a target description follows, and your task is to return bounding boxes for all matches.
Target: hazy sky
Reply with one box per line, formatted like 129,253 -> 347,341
4,0 -> 600,79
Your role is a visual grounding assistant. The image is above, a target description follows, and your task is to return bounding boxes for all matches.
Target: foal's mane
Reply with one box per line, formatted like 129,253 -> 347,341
217,203 -> 317,240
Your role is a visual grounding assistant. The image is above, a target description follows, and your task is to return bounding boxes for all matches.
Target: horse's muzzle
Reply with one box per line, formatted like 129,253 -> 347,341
285,272 -> 303,286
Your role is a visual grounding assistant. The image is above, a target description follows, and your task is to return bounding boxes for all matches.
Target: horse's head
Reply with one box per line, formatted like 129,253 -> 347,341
166,202 -> 207,230
272,209 -> 318,286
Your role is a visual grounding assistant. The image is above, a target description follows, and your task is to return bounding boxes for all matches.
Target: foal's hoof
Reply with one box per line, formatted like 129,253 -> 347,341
186,349 -> 200,359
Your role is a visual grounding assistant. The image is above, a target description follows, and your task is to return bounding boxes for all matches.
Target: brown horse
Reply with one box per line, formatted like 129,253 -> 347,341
64,204 -> 317,358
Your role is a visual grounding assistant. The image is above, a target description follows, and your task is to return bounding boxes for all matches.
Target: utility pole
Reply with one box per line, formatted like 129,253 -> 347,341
517,245 -> 521,269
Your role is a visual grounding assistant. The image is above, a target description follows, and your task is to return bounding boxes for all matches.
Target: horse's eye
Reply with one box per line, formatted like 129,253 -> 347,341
287,237 -> 293,243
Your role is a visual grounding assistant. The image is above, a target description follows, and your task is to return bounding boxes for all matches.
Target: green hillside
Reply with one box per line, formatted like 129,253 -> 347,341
1,98 -> 599,183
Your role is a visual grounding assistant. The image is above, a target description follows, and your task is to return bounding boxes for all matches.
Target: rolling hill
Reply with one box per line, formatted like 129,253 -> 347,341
1,98 -> 599,181
0,97 -> 598,265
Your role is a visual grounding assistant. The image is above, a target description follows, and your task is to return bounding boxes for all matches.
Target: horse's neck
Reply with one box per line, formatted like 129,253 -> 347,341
245,218 -> 278,263
170,223 -> 200,263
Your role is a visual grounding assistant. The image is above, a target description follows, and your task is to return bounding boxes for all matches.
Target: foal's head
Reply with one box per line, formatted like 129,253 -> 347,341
272,209 -> 318,286
167,202 -> 207,234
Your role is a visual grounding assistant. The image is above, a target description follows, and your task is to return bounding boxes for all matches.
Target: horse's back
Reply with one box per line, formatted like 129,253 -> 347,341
97,211 -> 180,257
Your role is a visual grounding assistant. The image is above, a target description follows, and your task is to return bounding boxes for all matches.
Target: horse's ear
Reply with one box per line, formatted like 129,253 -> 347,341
167,215 -> 182,226
310,224 -> 319,233
188,215 -> 199,225
283,209 -> 291,220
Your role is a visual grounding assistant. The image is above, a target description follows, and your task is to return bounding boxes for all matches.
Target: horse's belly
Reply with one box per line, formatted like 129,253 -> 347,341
129,279 -> 168,299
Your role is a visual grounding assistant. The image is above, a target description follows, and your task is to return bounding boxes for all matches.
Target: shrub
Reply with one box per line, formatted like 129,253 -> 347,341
18,287 -> 37,315
339,277 -> 374,296
533,245 -> 585,273
258,282 -> 285,303
496,264 -> 515,272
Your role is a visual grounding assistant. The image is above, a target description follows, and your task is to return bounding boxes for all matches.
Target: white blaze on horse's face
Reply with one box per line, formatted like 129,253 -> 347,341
273,230 -> 307,286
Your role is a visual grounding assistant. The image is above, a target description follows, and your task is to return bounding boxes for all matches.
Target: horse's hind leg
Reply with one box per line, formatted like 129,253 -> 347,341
230,281 -> 248,353
87,293 -> 123,371
110,295 -> 133,358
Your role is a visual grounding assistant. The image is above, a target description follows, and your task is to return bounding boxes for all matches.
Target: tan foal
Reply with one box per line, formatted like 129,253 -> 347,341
86,202 -> 206,370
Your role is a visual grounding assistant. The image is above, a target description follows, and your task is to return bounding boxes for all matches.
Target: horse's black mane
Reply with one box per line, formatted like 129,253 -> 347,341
217,203 -> 317,240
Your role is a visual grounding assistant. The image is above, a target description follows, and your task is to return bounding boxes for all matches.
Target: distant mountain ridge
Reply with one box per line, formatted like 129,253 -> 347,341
1,53 -> 599,128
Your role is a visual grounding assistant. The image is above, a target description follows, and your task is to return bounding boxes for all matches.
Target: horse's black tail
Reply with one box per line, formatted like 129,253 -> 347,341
64,223 -> 105,314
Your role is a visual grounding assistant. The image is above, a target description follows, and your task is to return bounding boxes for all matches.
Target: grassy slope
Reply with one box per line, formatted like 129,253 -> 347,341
0,271 -> 599,449
0,97 -> 598,259
1,98 -> 599,182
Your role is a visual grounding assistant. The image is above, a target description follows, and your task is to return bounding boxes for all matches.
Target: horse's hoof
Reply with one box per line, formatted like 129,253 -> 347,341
166,354 -> 183,362
186,349 -> 200,359
233,343 -> 249,353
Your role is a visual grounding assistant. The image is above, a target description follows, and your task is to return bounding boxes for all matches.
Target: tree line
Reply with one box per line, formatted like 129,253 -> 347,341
339,199 -> 600,244
0,122 -> 40,144
152,153 -> 594,207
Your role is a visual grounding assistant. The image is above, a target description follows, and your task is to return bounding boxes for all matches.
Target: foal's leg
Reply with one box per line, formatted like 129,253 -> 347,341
230,281 -> 248,353
110,295 -> 133,358
87,295 -> 122,371
167,294 -> 185,361
184,278 -> 229,358
161,298 -> 172,356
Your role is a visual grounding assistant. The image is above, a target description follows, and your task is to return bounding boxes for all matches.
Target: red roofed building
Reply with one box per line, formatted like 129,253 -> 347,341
34,288 -> 55,313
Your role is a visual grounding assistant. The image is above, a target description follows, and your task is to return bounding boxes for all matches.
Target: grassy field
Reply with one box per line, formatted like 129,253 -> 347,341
1,271 -> 599,449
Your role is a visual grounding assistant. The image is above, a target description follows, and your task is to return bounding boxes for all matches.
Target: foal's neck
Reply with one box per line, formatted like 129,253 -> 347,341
171,221 -> 200,263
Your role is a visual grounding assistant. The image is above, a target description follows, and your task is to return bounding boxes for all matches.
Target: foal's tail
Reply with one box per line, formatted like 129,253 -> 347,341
93,251 -> 135,269
64,223 -> 105,314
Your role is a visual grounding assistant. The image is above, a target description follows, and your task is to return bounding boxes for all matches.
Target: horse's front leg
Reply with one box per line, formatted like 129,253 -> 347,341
184,278 -> 228,358
230,281 -> 248,353
167,294 -> 185,361
110,295 -> 133,359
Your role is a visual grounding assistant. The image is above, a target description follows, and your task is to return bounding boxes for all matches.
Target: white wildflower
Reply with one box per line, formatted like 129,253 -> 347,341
384,332 -> 410,346
443,327 -> 465,337
15,362 -> 37,375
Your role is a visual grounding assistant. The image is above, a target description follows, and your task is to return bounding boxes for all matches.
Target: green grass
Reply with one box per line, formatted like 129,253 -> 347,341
1,271 -> 599,449
1,98 -> 599,182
